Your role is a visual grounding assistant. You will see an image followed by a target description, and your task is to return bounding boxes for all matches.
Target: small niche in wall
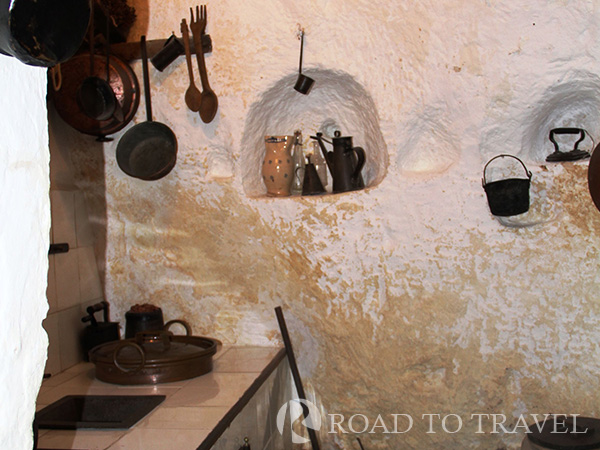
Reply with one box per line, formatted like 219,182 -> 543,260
522,71 -> 600,162
241,68 -> 388,197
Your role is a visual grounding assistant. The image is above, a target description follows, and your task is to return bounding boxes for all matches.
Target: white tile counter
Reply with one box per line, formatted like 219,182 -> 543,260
36,346 -> 285,450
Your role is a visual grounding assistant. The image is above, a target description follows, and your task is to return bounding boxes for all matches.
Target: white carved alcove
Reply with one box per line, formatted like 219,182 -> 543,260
476,71 -> 600,228
522,71 -> 600,162
240,68 -> 388,197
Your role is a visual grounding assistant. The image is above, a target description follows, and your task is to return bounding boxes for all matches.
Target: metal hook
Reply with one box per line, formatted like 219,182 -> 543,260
297,29 -> 305,73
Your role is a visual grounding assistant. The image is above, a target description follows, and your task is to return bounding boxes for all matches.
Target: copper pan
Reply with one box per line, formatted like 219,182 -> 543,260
89,325 -> 219,385
588,144 -> 600,213
51,52 -> 140,140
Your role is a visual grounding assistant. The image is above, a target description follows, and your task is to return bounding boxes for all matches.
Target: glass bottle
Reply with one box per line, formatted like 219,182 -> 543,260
290,130 -> 305,195
309,140 -> 329,191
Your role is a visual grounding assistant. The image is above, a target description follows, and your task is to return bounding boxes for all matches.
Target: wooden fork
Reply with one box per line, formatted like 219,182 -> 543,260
189,5 -> 218,123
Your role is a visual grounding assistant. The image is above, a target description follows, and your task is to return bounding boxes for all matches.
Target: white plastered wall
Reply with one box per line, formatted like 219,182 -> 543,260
0,57 -> 50,449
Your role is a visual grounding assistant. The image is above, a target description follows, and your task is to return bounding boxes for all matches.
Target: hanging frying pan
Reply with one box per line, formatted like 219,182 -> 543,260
116,35 -> 177,181
0,0 -> 90,67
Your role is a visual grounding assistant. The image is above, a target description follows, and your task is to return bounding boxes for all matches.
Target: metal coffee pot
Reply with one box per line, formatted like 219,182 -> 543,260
310,130 -> 366,193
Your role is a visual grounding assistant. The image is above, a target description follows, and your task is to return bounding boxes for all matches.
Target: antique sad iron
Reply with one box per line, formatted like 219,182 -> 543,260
546,128 -> 591,162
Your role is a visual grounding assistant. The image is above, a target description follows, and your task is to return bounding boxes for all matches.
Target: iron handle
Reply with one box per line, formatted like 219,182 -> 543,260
81,301 -> 110,326
550,127 -> 585,134
48,243 -> 69,255
482,154 -> 532,187
352,146 -> 366,181
549,128 -> 586,153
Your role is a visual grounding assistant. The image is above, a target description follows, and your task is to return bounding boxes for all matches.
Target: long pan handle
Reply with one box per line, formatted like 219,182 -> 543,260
140,35 -> 152,122
275,306 -> 321,450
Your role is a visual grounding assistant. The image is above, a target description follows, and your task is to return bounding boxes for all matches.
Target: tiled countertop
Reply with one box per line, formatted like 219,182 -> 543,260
36,346 -> 283,450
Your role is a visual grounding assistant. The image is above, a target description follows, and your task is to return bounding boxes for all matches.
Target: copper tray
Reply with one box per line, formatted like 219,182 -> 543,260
89,330 -> 218,385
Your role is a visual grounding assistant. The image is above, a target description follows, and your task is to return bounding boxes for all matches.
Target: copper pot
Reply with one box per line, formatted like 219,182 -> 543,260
50,52 -> 140,140
89,326 -> 219,385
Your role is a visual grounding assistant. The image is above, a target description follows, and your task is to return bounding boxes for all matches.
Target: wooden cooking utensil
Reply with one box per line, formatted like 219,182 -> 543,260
180,18 -> 202,112
189,5 -> 218,123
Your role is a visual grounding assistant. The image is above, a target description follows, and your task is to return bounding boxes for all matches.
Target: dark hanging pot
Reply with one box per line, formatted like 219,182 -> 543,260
482,154 -> 532,217
0,0 -> 91,67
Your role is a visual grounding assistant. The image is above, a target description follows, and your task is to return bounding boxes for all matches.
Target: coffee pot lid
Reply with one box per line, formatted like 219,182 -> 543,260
332,130 -> 351,139
528,416 -> 600,450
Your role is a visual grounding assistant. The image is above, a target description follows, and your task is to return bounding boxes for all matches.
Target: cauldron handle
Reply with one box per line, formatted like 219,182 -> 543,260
482,154 -> 531,187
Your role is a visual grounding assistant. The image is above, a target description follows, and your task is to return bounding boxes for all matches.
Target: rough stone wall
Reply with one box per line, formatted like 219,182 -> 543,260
65,0 -> 600,448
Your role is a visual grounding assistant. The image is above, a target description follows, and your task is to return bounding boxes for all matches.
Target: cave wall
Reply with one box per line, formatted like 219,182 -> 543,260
61,1 -> 600,448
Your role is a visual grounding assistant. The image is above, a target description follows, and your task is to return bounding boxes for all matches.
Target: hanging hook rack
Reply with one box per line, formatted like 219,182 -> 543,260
97,34 -> 212,62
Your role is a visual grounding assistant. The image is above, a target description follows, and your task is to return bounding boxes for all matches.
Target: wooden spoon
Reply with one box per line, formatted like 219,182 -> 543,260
180,19 -> 202,112
189,5 -> 218,123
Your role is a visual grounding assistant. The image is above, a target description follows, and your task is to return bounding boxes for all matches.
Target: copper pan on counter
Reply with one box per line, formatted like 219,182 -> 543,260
89,323 -> 219,385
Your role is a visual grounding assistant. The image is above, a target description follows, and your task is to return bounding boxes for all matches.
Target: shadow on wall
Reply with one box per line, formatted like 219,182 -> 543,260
521,71 -> 600,162
47,96 -> 108,286
240,68 -> 388,197
45,95 -> 109,374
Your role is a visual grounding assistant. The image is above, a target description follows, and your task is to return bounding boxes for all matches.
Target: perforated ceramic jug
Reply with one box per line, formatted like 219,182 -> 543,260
262,136 -> 294,196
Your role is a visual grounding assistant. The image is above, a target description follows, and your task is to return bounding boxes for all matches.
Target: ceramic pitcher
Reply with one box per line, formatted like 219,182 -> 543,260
262,136 -> 294,196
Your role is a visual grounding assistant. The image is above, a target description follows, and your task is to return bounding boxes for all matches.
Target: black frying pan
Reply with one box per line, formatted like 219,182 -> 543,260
116,35 -> 177,181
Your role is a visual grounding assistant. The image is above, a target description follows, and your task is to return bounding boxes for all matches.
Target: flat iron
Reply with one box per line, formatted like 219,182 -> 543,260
546,127 -> 591,162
